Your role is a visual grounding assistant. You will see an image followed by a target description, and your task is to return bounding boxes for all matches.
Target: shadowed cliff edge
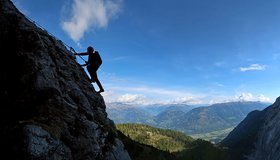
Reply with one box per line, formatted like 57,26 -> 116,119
0,0 -> 130,159
221,96 -> 280,160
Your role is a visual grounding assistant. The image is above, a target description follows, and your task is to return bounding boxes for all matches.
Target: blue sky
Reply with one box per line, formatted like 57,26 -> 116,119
12,0 -> 280,105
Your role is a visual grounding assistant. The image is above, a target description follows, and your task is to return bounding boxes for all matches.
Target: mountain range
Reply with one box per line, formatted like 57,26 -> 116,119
107,101 -> 268,143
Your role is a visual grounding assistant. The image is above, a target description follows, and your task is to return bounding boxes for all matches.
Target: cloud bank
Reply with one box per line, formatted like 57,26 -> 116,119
102,85 -> 205,105
61,0 -> 122,42
116,94 -> 148,105
103,84 -> 273,105
235,93 -> 271,102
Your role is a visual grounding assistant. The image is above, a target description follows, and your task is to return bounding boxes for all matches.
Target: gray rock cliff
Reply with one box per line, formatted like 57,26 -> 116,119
222,97 -> 280,160
247,97 -> 280,160
0,0 -> 131,159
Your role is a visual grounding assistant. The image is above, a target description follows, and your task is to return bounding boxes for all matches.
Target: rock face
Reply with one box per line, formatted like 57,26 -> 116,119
221,97 -> 280,160
247,97 -> 280,160
0,0 -> 131,160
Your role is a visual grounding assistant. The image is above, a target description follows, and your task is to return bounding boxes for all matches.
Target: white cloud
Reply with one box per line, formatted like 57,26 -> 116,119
207,93 -> 272,104
240,64 -> 266,72
236,93 -> 254,101
110,86 -> 203,100
101,74 -> 274,105
102,85 -> 207,105
234,93 -> 271,103
257,94 -> 271,103
116,94 -> 149,105
171,97 -> 204,105
61,0 -> 122,42
103,84 -> 274,105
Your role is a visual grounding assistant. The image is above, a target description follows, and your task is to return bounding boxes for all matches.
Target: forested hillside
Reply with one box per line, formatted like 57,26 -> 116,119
117,123 -> 229,160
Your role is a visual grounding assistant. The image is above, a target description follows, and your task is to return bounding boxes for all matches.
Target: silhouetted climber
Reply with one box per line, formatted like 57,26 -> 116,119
74,46 -> 104,93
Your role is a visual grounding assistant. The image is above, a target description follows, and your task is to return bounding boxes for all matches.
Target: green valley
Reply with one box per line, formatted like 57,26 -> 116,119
191,127 -> 235,143
117,123 -> 229,160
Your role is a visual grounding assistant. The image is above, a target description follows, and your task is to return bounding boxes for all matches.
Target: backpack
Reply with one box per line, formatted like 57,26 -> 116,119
95,51 -> 102,66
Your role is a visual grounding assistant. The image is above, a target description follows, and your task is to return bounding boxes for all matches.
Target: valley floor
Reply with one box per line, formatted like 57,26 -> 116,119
190,127 -> 235,144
